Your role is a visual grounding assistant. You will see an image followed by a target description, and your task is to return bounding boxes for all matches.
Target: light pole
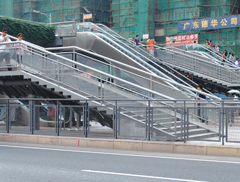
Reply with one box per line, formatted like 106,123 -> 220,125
33,10 -> 51,25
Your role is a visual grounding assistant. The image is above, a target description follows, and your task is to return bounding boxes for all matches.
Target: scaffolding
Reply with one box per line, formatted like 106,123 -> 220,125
2,0 -> 240,57
155,0 -> 240,57
0,0 -> 110,25
110,0 -> 155,39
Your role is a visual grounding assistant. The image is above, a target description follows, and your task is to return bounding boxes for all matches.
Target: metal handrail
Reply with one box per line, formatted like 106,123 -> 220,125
76,23 -> 197,89
164,46 -> 227,66
170,43 -> 236,66
137,44 -> 240,84
48,47 -> 194,94
92,32 -> 196,95
44,45 -> 220,100
95,24 -> 240,83
46,46 -> 183,91
0,41 -> 221,100
0,32 -> 45,51
0,32 -> 214,99
91,24 -> 215,87
140,44 -> 237,70
0,42 -> 177,100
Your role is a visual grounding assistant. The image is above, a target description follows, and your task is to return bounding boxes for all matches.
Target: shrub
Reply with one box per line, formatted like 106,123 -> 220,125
0,16 -> 56,46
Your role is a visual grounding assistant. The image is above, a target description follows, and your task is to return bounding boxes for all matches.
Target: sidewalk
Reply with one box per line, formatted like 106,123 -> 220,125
0,133 -> 239,158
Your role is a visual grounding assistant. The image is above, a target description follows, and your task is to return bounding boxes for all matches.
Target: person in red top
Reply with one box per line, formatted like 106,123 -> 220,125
147,38 -> 156,58
209,40 -> 213,48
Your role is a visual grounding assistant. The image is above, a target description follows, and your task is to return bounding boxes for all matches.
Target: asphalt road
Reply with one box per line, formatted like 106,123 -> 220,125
0,142 -> 240,182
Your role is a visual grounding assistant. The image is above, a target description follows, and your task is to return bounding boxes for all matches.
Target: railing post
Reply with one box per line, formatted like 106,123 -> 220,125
57,61 -> 60,86
221,101 -> 225,145
150,76 -> 153,98
115,100 -> 118,139
100,74 -> 103,104
187,108 -> 189,139
148,100 -> 151,141
6,99 -> 9,133
84,101 -> 88,138
31,100 -> 34,135
226,107 -> 228,143
31,47 -> 33,68
183,101 -> 186,143
56,100 -> 60,136
174,101 -> 177,137
18,44 -> 21,70
43,53 -> 45,73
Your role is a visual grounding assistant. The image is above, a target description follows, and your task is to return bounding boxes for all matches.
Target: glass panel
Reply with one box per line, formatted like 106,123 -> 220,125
88,106 -> 114,137
151,107 -> 183,140
60,105 -> 85,137
226,103 -> 240,142
33,104 -> 57,136
0,104 -> 6,133
118,106 -> 147,139
9,103 -> 30,134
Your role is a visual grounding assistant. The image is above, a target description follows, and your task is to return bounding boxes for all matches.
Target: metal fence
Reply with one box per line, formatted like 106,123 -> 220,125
0,98 -> 239,145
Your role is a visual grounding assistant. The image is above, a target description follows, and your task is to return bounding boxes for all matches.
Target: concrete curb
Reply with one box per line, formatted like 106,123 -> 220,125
0,133 -> 240,157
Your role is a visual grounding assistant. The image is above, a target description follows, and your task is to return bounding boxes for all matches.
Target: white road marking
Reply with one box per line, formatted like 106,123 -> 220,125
0,144 -> 239,164
82,170 -> 208,182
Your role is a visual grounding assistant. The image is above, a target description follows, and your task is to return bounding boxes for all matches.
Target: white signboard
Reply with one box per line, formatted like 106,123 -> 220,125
143,34 -> 149,39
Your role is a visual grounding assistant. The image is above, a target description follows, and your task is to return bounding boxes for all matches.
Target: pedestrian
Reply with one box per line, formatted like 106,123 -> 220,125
225,50 -> 228,57
14,33 -> 27,70
238,59 -> 240,68
228,53 -> 234,63
197,84 -> 207,124
215,44 -> 219,53
147,38 -> 156,58
209,40 -> 213,48
0,28 -> 12,71
222,50 -> 226,63
192,41 -> 197,50
235,58 -> 239,66
47,101 -> 56,121
134,35 -> 140,47
205,39 -> 209,47
232,53 -> 235,64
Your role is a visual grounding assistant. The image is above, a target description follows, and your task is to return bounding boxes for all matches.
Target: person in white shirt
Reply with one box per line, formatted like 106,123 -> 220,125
0,28 -> 12,71
235,58 -> 239,67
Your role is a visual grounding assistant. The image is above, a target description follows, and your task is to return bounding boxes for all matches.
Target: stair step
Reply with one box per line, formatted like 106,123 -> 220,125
169,128 -> 207,136
188,132 -> 218,139
168,125 -> 197,131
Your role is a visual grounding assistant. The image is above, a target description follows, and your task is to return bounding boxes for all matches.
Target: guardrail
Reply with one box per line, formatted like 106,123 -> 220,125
0,98 -> 239,144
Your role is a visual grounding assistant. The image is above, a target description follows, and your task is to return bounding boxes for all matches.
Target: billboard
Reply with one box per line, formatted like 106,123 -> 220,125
178,15 -> 240,32
84,14 -> 92,19
165,33 -> 198,46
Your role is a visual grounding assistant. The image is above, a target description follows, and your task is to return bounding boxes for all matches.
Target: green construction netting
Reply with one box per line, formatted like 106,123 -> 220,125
156,0 -> 240,57
2,0 -> 109,25
110,0 -> 155,39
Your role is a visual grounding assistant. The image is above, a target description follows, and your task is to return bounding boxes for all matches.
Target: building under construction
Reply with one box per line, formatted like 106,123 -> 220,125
109,0 -> 240,57
1,0 -> 240,56
0,0 -> 110,25
155,0 -> 240,57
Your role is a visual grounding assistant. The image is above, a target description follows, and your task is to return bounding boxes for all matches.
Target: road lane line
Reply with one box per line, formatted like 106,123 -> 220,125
0,144 -> 239,164
82,170 -> 208,182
